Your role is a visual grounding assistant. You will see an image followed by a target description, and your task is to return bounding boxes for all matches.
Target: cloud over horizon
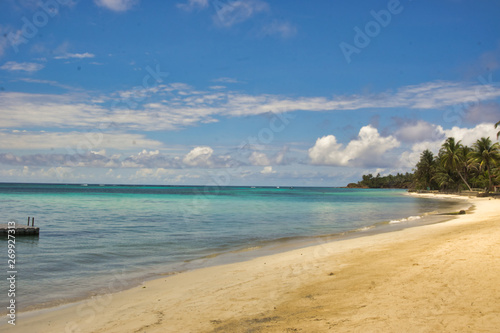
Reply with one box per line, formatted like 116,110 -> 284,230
308,125 -> 400,168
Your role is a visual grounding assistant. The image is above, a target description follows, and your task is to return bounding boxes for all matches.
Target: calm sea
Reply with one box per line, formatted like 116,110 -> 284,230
0,183 -> 464,311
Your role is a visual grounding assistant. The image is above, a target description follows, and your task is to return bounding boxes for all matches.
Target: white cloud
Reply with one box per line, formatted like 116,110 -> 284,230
212,0 -> 269,27
0,166 -> 76,182
398,140 -> 441,169
218,81 -> 500,117
394,120 -> 445,143
274,148 -> 288,165
54,52 -> 95,59
94,0 -> 138,11
132,168 -> 171,180
465,102 -> 500,124
0,92 -> 113,129
260,20 -> 297,39
397,122 -> 499,168
1,61 -> 44,72
183,146 -> 214,167
181,146 -> 237,168
260,166 -> 275,174
0,151 -> 121,168
212,77 -> 241,83
0,147 -> 240,170
248,147 -> 290,166
121,149 -> 178,168
309,125 -> 400,167
478,46 -> 500,72
0,131 -> 162,150
177,0 -> 208,11
2,80 -> 500,132
249,151 -> 270,166
444,123 -> 499,147
16,78 -> 74,90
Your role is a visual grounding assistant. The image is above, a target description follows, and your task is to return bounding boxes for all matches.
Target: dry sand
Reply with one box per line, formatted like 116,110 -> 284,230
4,195 -> 500,332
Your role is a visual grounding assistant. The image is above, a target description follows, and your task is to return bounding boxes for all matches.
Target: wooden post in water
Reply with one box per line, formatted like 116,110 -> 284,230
32,217 -> 35,227
28,217 -> 30,226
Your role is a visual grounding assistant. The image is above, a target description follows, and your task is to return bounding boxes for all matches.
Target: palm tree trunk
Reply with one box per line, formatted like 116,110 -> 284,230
457,171 -> 472,191
487,163 -> 492,193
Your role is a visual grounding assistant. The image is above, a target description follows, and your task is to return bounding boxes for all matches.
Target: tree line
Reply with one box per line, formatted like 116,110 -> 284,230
351,122 -> 500,192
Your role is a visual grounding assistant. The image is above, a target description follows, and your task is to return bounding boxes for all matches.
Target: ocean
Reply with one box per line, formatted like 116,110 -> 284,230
0,183 -> 465,312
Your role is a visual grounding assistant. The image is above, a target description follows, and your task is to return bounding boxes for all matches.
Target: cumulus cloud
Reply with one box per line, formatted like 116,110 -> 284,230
308,125 -> 400,167
1,61 -> 44,72
465,102 -> 500,124
260,166 -> 275,174
182,146 -> 238,168
398,122 -> 499,168
398,140 -> 442,169
249,151 -> 270,166
183,146 -> 214,167
94,0 -> 138,11
121,149 -> 181,168
445,123 -> 499,147
394,120 -> 445,143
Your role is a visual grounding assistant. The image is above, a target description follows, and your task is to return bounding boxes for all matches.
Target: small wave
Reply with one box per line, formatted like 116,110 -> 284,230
389,215 -> 422,224
356,226 -> 374,232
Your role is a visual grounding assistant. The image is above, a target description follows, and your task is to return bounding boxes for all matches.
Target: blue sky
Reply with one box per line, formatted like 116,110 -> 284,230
0,0 -> 499,186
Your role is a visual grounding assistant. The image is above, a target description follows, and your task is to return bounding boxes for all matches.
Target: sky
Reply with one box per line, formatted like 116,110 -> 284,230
0,0 -> 499,186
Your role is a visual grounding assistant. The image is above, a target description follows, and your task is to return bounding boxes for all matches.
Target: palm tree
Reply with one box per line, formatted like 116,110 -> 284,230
496,120 -> 500,140
469,137 -> 500,192
433,164 -> 458,191
439,137 -> 472,191
459,145 -> 474,187
414,149 -> 436,190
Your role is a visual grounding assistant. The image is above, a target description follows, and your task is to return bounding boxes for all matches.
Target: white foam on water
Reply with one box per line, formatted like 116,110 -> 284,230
389,215 -> 422,224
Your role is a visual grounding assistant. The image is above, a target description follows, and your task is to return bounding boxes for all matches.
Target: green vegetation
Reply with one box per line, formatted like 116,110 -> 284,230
350,172 -> 414,189
353,123 -> 500,192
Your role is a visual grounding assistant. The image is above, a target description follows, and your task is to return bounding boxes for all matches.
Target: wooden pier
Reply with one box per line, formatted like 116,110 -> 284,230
0,224 -> 40,236
1,217 -> 40,236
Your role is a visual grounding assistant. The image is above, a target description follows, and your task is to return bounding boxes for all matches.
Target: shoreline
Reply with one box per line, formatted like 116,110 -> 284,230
7,191 -> 467,314
4,194 -> 500,332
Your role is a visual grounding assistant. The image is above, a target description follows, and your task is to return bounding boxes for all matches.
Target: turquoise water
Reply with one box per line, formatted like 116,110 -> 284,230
0,184 -> 462,311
